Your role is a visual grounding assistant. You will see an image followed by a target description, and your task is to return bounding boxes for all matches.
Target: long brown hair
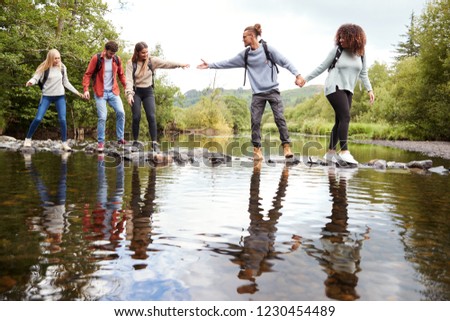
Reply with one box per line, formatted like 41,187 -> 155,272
335,24 -> 366,57
131,41 -> 150,77
36,49 -> 61,74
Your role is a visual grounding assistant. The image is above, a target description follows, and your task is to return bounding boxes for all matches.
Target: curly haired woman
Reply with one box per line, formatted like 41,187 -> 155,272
302,24 -> 375,165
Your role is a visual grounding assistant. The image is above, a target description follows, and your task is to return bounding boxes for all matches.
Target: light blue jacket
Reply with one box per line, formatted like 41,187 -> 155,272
305,46 -> 372,96
209,44 -> 299,94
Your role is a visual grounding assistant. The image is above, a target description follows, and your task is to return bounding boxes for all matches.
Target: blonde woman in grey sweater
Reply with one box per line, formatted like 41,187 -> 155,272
302,24 -> 375,165
24,49 -> 83,151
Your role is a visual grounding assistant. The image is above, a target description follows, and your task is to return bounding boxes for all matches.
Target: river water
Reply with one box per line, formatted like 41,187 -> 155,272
0,135 -> 449,301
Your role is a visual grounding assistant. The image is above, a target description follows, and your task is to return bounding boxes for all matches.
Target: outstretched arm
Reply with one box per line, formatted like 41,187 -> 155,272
197,59 -> 209,69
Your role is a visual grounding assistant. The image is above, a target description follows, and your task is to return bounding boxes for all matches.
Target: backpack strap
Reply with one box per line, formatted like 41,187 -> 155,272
328,45 -> 343,71
132,58 -> 154,89
328,46 -> 364,72
38,67 -> 64,90
243,40 -> 279,86
260,39 -> 279,81
92,53 -> 121,83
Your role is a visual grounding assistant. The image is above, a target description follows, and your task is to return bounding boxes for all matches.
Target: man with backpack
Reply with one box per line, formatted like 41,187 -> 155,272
197,23 -> 305,161
82,41 -> 127,152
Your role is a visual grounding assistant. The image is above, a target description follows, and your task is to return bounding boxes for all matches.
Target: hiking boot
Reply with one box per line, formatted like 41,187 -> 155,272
23,138 -> 32,148
61,142 -> 72,152
253,147 -> 263,161
283,143 -> 293,158
97,142 -> 104,153
339,151 -> 358,164
151,141 -> 161,153
117,139 -> 128,145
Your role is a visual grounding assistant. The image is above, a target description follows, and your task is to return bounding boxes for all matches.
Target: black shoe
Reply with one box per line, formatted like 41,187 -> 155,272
152,141 -> 160,153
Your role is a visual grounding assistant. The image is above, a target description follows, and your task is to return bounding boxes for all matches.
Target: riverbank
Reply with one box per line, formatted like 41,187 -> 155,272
356,140 -> 450,160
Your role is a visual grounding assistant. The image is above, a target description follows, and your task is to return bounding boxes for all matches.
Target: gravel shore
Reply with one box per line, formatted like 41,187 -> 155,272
356,140 -> 450,160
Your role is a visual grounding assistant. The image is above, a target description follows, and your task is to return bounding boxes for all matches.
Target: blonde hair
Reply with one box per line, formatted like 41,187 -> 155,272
36,49 -> 61,74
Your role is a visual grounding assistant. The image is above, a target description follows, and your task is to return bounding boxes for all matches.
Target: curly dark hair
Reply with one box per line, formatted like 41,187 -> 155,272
335,24 -> 366,56
105,40 -> 119,53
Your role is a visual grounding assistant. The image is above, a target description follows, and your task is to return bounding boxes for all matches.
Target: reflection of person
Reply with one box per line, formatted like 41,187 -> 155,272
25,153 -> 69,253
127,165 -> 157,267
83,156 -> 125,251
234,164 -> 292,294
197,23 -> 305,161
82,41 -> 127,152
302,24 -> 375,165
125,42 -> 189,152
304,168 -> 368,301
24,49 -> 83,151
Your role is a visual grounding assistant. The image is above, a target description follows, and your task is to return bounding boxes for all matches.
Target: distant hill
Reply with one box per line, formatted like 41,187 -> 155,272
176,85 -> 323,108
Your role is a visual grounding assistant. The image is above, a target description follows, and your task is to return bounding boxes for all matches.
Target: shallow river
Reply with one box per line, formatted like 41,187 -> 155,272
0,135 -> 449,300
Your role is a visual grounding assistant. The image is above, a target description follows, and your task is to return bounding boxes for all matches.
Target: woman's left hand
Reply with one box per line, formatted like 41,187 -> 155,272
368,91 -> 375,104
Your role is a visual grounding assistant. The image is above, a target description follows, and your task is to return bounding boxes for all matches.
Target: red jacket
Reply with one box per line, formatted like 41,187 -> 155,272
82,51 -> 126,97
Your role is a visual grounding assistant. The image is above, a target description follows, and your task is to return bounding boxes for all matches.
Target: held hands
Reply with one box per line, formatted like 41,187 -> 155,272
127,94 -> 134,106
197,59 -> 209,69
295,75 -> 306,87
83,91 -> 90,100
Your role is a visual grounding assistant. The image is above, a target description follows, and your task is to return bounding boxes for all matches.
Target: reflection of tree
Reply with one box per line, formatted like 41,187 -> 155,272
303,168 -> 369,301
82,156 -> 125,258
126,165 -> 157,269
213,163 -> 297,295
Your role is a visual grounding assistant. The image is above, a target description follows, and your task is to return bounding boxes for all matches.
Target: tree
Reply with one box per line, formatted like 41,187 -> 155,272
414,0 -> 450,139
0,0 -> 120,137
395,12 -> 420,61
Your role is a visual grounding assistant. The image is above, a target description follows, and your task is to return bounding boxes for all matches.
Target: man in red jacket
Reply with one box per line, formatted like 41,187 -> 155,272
83,41 -> 127,152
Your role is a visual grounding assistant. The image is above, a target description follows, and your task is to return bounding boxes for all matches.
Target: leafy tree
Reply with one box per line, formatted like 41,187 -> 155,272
222,95 -> 250,131
0,0 -> 120,137
414,0 -> 450,139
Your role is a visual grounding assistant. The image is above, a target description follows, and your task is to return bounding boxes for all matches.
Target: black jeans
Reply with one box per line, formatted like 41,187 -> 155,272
131,86 -> 157,141
326,88 -> 353,151
250,89 -> 290,147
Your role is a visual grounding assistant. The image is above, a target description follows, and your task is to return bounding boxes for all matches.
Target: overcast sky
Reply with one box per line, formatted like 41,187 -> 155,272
105,0 -> 429,93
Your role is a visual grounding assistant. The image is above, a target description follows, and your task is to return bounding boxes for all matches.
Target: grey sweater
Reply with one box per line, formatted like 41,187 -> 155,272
305,46 -> 372,96
28,64 -> 80,96
209,44 -> 299,94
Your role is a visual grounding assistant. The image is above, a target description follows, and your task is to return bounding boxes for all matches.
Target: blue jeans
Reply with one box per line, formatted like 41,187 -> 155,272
26,95 -> 67,141
94,90 -> 125,143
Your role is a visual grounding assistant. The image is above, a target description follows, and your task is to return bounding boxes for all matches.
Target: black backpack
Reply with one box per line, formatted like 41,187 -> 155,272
38,67 -> 64,90
91,53 -> 121,83
243,39 -> 279,86
132,58 -> 154,89
328,45 -> 364,71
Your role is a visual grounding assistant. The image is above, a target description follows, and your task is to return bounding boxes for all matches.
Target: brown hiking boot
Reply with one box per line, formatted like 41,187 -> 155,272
283,143 -> 293,158
253,147 -> 263,161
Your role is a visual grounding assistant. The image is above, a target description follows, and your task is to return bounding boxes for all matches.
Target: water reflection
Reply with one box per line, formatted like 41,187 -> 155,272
126,164 -> 157,269
229,162 -> 297,294
82,156 -> 125,259
304,167 -> 370,301
25,153 -> 69,254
